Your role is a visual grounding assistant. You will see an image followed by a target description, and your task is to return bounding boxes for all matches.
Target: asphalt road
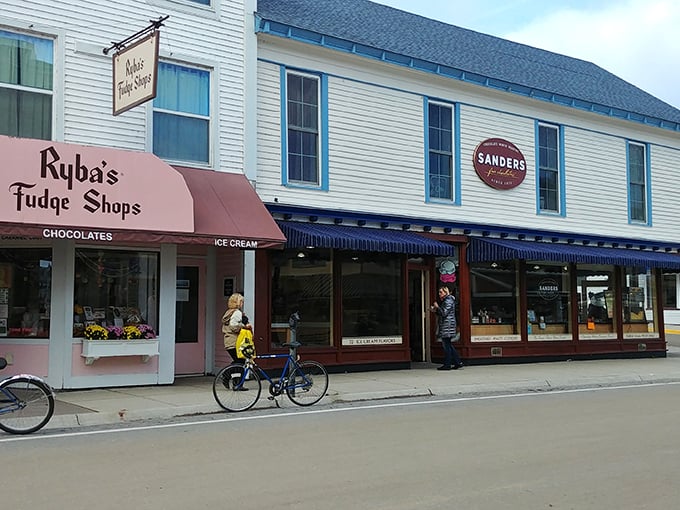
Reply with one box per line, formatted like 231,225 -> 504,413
2,383 -> 679,510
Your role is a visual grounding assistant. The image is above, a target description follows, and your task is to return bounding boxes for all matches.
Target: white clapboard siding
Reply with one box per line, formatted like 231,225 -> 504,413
3,0 -> 247,171
256,38 -> 680,243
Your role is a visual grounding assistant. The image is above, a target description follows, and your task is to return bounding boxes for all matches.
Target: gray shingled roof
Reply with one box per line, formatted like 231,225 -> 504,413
256,0 -> 680,127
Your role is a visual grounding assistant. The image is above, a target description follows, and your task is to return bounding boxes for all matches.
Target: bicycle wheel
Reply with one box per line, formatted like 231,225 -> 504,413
286,360 -> 329,406
0,377 -> 55,434
212,364 -> 261,412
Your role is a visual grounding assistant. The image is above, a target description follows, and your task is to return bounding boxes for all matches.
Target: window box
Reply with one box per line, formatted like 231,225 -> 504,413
81,340 -> 159,365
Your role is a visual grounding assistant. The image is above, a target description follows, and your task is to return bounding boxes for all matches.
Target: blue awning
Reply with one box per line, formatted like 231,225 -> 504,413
468,237 -> 680,269
277,221 -> 455,256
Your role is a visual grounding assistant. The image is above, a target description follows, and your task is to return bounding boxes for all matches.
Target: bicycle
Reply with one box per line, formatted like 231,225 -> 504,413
0,356 -> 55,434
212,340 -> 329,412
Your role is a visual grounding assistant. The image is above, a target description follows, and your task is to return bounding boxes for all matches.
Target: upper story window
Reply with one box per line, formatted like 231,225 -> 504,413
0,29 -> 53,140
187,0 -> 210,4
153,62 -> 210,164
427,101 -> 454,201
628,141 -> 649,224
286,71 -> 320,185
537,123 -> 563,214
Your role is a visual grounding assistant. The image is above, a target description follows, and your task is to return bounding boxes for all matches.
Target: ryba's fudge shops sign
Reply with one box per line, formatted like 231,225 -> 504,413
0,136 -> 193,236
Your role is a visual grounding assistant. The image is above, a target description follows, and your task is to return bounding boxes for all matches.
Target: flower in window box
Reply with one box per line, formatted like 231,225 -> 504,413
107,325 -> 124,339
123,325 -> 142,340
84,324 -> 109,340
137,324 -> 156,339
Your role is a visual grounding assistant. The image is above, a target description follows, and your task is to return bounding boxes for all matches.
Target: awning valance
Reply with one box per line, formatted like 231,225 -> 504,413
278,221 -> 455,256
468,237 -> 680,269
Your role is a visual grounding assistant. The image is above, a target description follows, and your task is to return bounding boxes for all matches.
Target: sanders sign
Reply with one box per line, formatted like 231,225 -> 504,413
473,138 -> 527,190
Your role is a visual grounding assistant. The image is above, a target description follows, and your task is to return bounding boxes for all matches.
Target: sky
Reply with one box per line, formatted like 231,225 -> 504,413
372,0 -> 680,110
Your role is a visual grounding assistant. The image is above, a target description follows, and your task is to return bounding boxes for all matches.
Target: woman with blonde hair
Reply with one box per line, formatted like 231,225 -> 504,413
222,293 -> 251,363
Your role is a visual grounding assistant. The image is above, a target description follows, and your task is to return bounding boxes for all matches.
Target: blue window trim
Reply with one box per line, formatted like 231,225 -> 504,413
626,140 -> 652,226
534,121 -> 566,217
424,98 -> 459,205
280,66 -> 328,191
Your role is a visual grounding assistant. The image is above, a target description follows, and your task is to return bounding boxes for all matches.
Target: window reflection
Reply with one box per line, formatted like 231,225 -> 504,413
0,248 -> 52,338
526,262 -> 571,339
577,264 -> 616,337
73,249 -> 158,337
623,267 -> 657,336
340,252 -> 401,340
470,261 -> 518,337
270,249 -> 332,346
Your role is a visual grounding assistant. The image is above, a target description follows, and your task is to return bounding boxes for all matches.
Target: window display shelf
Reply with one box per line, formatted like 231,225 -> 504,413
81,339 -> 159,365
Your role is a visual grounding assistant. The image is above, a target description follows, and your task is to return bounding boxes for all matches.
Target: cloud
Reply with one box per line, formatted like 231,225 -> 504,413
502,0 -> 680,108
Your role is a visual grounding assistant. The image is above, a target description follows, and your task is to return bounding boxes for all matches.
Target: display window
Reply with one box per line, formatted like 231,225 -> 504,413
623,267 -> 657,337
73,249 -> 159,339
270,248 -> 332,346
340,252 -> 402,345
576,264 -> 617,338
470,261 -> 519,339
526,262 -> 572,340
0,248 -> 52,338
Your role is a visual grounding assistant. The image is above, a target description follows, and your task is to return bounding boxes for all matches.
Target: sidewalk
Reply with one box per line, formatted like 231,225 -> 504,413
46,347 -> 680,430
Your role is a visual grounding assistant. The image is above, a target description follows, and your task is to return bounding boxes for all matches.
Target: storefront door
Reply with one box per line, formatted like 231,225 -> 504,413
175,260 -> 206,375
408,268 -> 430,362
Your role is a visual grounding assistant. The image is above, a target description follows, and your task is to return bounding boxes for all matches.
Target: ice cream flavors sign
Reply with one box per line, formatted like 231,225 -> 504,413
0,136 -> 194,233
472,138 -> 527,190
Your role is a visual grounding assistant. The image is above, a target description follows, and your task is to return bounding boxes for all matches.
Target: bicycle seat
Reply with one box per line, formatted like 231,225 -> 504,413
280,341 -> 302,348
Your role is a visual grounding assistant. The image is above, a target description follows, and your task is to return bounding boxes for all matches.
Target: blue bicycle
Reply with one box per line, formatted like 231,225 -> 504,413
212,340 -> 329,412
0,357 -> 55,434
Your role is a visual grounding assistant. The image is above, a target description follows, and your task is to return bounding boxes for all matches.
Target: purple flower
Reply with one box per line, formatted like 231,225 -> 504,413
137,324 -> 156,339
107,326 -> 124,339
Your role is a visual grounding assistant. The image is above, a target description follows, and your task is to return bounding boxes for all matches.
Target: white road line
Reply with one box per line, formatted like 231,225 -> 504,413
2,381 -> 680,443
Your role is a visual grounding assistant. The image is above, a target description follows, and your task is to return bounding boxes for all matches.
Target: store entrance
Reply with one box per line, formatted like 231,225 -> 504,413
175,260 -> 206,375
408,268 -> 429,362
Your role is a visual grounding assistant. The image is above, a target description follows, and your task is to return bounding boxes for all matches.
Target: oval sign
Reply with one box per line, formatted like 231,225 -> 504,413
472,138 -> 527,190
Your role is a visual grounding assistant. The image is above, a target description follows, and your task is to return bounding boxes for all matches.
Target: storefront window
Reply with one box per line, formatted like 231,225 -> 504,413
340,252 -> 402,344
623,267 -> 657,337
271,249 -> 332,346
662,271 -> 678,309
470,261 -> 518,339
526,262 -> 571,340
73,249 -> 159,338
576,264 -> 616,338
0,248 -> 52,338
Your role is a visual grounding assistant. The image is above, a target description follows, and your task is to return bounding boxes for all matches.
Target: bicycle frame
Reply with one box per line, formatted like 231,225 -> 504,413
239,353 -> 309,392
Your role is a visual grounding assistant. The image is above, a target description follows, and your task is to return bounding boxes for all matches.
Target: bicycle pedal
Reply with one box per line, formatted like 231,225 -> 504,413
267,396 -> 275,401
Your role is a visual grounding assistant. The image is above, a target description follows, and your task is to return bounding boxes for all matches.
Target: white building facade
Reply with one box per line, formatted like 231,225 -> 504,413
252,0 -> 680,367
0,0 -> 285,388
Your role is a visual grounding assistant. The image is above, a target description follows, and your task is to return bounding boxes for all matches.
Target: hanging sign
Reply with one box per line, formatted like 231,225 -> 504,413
112,31 -> 159,116
472,138 -> 527,190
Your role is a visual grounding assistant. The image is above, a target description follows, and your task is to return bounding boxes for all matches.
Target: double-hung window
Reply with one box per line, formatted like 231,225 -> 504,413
285,71 -> 320,185
628,141 -> 649,223
0,29 -> 53,140
427,101 -> 454,201
153,62 -> 210,164
537,123 -> 562,214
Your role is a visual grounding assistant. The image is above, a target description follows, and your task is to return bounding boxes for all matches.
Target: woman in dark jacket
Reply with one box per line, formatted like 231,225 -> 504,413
431,286 -> 463,371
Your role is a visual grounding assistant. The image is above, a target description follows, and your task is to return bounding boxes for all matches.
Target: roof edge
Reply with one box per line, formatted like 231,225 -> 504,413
256,18 -> 680,134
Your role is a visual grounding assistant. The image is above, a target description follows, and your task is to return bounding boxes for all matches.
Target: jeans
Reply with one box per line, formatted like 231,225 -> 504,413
441,336 -> 462,368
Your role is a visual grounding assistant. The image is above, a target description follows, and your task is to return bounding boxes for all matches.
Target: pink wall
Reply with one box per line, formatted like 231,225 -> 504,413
0,343 -> 49,379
